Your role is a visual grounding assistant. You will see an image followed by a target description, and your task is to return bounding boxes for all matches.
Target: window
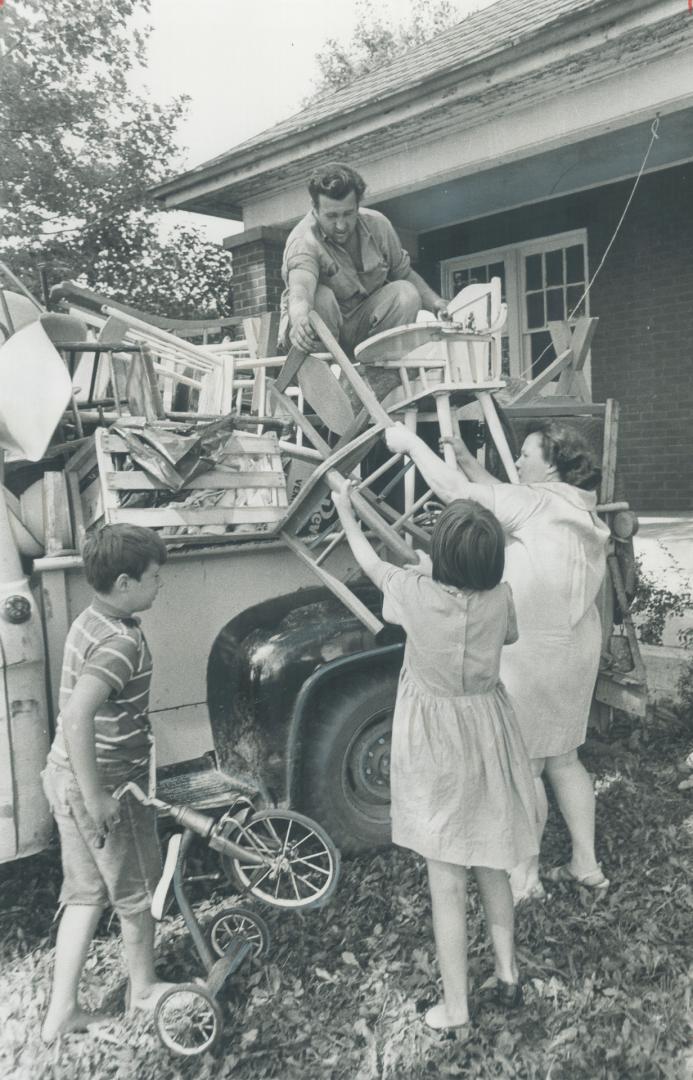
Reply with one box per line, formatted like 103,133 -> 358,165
441,230 -> 589,384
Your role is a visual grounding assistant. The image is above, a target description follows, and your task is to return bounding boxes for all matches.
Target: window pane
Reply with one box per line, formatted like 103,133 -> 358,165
566,285 -> 585,318
566,244 -> 584,283
545,249 -> 563,286
526,292 -> 544,329
530,331 -> 555,376
525,254 -> 542,291
546,288 -> 565,321
469,265 -> 487,284
501,337 -> 510,376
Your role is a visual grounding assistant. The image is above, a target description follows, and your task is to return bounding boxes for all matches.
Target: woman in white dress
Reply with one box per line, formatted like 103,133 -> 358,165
385,420 -> 610,901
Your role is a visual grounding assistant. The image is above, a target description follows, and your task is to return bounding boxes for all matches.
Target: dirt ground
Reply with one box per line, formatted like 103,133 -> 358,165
1,709 -> 692,1080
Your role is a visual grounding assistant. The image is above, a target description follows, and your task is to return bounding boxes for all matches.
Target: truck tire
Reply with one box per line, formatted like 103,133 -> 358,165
300,670 -> 398,855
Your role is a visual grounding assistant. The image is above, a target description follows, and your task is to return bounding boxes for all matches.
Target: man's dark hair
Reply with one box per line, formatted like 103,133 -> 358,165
308,162 -> 366,206
527,421 -> 602,491
431,499 -> 505,592
82,524 -> 167,593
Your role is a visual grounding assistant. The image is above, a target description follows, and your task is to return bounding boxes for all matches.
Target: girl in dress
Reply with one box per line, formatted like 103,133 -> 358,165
331,484 -> 538,1037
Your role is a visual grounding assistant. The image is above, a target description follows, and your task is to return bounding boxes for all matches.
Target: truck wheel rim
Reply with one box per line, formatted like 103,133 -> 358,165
344,715 -> 392,808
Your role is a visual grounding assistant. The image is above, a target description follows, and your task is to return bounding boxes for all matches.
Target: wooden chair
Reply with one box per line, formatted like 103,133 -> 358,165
350,279 -> 517,480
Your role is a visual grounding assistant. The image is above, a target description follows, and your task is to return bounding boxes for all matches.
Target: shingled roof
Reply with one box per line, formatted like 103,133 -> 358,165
153,0 -> 676,217
185,0 -> 614,171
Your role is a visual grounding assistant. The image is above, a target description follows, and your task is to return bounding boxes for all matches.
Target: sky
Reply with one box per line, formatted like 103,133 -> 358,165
141,0 -> 496,240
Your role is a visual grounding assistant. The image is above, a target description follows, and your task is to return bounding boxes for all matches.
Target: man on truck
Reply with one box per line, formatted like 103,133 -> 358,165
280,162 -> 449,355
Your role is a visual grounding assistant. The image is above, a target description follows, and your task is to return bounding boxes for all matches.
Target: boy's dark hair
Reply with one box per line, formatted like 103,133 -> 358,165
308,162 -> 366,206
527,420 -> 602,491
82,525 -> 167,593
431,500 -> 505,591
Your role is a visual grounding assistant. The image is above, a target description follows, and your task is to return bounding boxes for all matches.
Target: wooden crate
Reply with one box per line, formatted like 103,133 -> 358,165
66,425 -> 288,542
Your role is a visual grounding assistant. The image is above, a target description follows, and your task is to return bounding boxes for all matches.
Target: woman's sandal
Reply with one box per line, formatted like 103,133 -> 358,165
544,863 -> 610,894
424,1003 -> 473,1043
477,977 -> 524,1011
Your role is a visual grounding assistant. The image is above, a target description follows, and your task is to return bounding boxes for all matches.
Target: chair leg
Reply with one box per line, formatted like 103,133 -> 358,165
477,391 -> 519,483
434,392 -> 459,469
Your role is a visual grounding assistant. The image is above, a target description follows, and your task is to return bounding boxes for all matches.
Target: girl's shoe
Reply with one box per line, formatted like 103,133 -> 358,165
544,863 -> 610,894
424,1003 -> 473,1042
495,979 -> 523,1009
512,880 -> 546,906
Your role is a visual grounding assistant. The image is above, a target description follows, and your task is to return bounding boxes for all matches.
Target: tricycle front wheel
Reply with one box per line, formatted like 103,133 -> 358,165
222,810 -> 340,910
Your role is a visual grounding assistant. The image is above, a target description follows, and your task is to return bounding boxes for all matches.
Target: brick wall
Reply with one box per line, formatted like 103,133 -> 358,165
223,227 -> 288,318
418,163 -> 693,512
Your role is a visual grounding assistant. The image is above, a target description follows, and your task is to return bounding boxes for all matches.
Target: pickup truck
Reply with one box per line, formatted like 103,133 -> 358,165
0,281 -> 646,867
0,399 -> 646,868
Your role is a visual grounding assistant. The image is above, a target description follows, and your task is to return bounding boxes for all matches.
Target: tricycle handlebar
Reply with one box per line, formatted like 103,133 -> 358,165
112,780 -> 268,866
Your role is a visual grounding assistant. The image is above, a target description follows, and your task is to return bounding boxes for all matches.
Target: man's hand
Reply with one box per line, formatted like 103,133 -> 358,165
85,790 -> 121,842
289,313 -> 320,353
385,423 -> 415,455
432,297 -> 450,320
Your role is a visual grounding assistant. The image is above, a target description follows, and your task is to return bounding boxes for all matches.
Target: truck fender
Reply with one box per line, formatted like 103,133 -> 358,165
284,644 -> 404,805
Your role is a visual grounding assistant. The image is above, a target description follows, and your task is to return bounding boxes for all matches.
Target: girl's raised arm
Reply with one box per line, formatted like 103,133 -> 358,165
331,482 -> 386,584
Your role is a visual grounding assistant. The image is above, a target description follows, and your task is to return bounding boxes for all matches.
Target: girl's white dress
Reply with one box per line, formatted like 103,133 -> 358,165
467,482 -> 610,759
372,565 -> 539,870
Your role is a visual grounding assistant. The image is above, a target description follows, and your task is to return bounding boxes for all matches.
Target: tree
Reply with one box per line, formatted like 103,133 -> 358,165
307,0 -> 461,101
0,0 -> 233,318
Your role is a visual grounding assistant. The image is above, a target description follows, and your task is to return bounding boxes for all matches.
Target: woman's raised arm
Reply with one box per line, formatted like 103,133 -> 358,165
440,436 -> 503,486
385,424 -> 475,504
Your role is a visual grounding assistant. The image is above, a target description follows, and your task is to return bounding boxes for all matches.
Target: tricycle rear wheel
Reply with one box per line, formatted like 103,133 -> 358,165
154,983 -> 223,1057
207,906 -> 270,959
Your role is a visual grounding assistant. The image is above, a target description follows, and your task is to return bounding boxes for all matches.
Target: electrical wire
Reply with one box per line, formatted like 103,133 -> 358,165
520,115 -> 661,380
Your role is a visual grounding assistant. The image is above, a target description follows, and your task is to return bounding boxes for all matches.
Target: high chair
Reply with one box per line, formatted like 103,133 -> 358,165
353,277 -> 517,479
273,291 -> 519,635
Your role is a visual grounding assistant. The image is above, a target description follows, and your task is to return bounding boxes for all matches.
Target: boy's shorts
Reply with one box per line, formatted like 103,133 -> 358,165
42,763 -> 162,918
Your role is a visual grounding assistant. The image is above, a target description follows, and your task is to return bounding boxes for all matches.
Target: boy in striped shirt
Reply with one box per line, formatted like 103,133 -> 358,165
41,525 -> 174,1041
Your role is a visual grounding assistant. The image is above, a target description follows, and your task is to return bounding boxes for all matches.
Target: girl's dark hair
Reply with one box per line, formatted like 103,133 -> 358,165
431,500 -> 505,591
527,421 -> 601,491
308,162 -> 366,206
82,525 -> 167,593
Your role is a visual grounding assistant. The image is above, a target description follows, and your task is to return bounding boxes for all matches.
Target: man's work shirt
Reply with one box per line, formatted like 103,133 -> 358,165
281,207 -> 412,320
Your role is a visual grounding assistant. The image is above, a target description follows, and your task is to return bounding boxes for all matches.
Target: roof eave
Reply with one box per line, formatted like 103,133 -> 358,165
151,0 -> 665,212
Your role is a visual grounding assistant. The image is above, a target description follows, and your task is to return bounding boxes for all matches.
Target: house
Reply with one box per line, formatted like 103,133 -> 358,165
152,0 -> 693,512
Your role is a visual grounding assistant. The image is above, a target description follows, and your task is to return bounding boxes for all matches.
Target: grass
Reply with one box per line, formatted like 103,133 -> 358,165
1,709 -> 692,1080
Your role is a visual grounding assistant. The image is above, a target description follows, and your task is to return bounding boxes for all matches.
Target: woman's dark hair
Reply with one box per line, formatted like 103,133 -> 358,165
308,162 -> 366,206
431,500 -> 505,591
528,421 -> 602,491
82,524 -> 167,593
